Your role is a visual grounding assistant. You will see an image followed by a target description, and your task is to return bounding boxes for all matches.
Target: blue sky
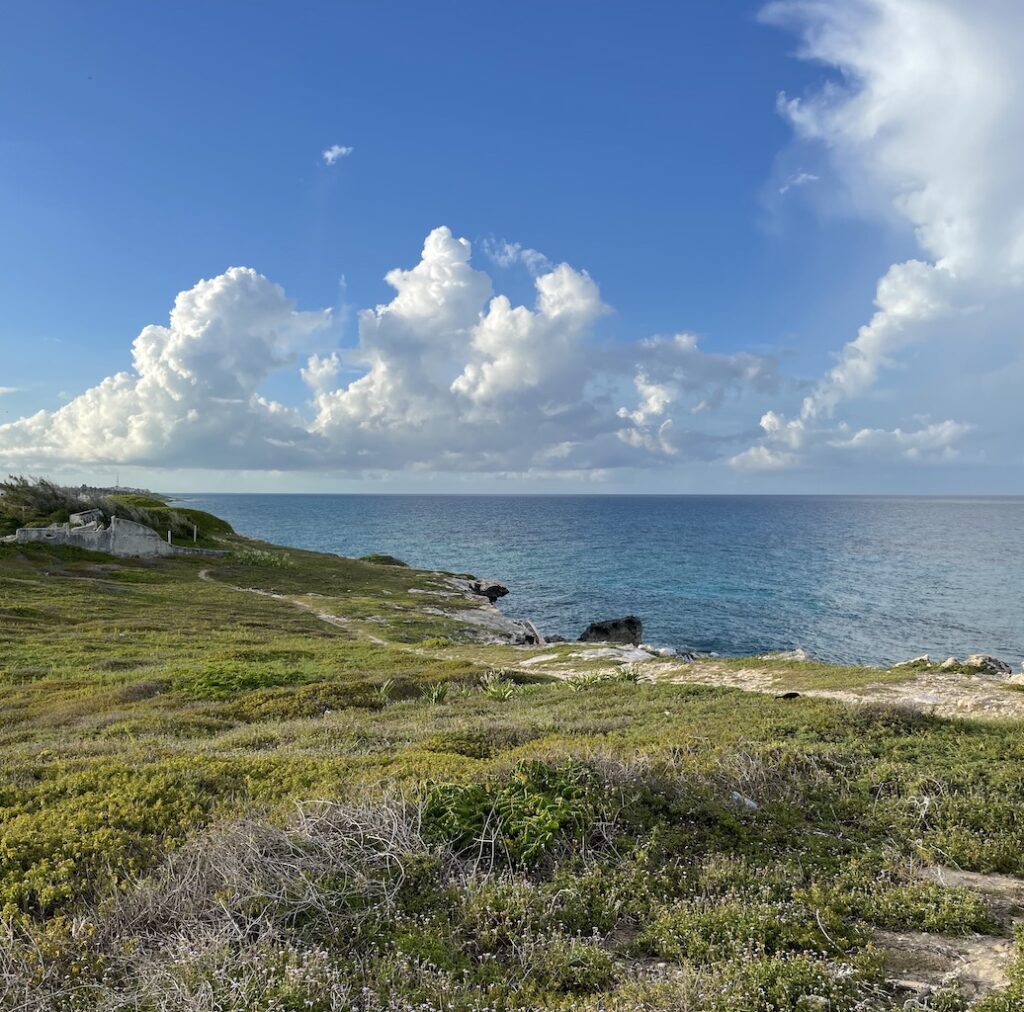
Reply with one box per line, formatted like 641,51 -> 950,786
1,1 -> 1020,492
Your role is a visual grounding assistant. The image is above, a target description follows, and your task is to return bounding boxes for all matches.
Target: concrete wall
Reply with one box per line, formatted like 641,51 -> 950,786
17,523 -> 115,553
15,517 -> 225,559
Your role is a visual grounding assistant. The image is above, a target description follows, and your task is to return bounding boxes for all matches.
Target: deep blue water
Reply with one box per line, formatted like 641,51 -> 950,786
180,495 -> 1024,667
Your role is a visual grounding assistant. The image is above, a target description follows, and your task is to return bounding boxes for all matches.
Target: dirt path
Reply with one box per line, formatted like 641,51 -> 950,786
198,569 -> 1024,720
197,568 -> 389,645
875,865 -> 1024,1001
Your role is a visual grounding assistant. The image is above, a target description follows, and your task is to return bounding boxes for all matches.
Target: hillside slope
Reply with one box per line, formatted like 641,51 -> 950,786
2,524 -> 1024,1010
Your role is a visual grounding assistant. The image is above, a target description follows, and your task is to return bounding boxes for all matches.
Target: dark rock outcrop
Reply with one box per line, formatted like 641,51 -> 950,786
469,579 -> 509,604
578,616 -> 643,646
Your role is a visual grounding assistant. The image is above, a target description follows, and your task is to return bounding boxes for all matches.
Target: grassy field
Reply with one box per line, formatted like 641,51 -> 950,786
3,515 -> 1024,1010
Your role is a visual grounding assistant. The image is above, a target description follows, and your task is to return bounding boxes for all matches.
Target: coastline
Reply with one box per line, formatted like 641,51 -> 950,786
177,491 -> 1024,668
6,495 -> 1024,1008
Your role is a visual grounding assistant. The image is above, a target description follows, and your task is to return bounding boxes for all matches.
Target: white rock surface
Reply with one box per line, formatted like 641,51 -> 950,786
893,654 -> 930,668
761,648 -> 813,662
964,654 -> 1013,677
576,647 -> 655,664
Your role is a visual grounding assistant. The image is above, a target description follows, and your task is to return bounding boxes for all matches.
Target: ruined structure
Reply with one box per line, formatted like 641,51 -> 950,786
15,517 -> 226,559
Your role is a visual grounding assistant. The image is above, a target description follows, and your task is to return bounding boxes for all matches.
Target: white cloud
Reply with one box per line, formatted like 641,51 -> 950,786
451,264 -> 606,406
0,387 -> 18,396
481,238 -> 553,277
802,258 -> 952,419
301,352 -> 341,392
729,445 -> 799,471
0,228 -> 777,475
617,373 -> 674,426
828,419 -> 973,460
729,409 -> 974,471
0,268 -> 333,469
778,171 -> 820,195
737,0 -> 1024,468
322,144 -> 354,165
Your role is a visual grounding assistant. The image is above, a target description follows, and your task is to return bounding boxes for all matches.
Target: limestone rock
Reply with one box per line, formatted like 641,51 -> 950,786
428,605 -> 542,646
641,643 -> 677,658
761,648 -> 813,662
940,657 -> 960,669
578,616 -> 643,646
964,654 -> 1013,677
893,654 -> 931,668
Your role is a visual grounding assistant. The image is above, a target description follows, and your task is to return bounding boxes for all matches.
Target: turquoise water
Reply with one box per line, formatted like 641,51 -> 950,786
181,494 -> 1024,667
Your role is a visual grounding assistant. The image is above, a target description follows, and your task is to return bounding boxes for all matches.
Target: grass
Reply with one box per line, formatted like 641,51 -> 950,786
709,655 -> 917,690
2,505 -> 1024,1009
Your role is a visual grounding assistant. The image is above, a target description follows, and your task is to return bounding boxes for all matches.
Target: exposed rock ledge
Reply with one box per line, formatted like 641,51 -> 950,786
442,577 -> 542,645
893,653 -> 1017,678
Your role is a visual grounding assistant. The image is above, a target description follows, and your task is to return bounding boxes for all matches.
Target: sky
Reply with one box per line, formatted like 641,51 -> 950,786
0,0 -> 1021,493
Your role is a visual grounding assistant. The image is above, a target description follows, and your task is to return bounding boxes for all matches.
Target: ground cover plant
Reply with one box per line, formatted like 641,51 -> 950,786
2,490 -> 1024,1009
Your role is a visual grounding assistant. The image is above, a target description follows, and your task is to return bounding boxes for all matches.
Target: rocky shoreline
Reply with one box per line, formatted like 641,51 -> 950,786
447,574 -> 1024,680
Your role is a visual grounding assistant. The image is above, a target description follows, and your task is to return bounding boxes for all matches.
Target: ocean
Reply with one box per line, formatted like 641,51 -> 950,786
180,494 -> 1024,667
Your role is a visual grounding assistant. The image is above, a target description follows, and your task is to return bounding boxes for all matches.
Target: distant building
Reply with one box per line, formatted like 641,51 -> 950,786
15,516 -> 225,559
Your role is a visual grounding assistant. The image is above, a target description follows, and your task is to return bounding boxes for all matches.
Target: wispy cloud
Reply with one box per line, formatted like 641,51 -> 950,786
0,387 -> 18,397
778,171 -> 819,195
322,144 -> 354,166
733,0 -> 1024,472
481,238 -> 553,276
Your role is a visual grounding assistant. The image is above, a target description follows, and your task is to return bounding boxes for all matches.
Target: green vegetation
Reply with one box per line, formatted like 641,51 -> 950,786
710,654 -> 916,690
360,553 -> 410,567
2,491 -> 1024,1009
0,476 -> 231,547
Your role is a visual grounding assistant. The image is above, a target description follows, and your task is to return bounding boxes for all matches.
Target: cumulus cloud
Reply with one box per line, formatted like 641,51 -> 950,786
729,444 -> 799,472
0,268 -> 333,469
728,408 -> 974,471
739,0 -> 1024,468
0,228 -> 778,475
828,419 -> 974,460
322,144 -> 354,165
301,352 -> 342,392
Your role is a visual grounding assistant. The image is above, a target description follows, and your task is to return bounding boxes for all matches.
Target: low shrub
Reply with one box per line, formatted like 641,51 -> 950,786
422,760 -> 604,866
228,681 -> 382,721
232,548 -> 292,567
172,661 -> 309,700
420,636 -> 454,648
